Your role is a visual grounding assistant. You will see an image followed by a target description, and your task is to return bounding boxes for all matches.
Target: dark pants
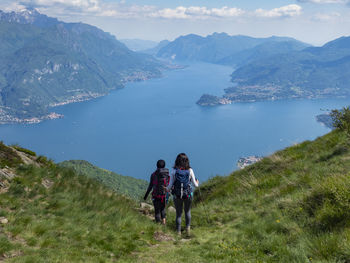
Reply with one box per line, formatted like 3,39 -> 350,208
153,198 -> 166,222
174,197 -> 192,232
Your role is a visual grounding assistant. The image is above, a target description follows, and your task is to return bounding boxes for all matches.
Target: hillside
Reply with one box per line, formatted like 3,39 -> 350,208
137,129 -> 350,262
0,143 -> 171,262
1,128 -> 350,262
141,40 -> 171,56
0,9 -> 165,123
156,33 -> 309,66
59,160 -> 147,200
226,36 -> 350,102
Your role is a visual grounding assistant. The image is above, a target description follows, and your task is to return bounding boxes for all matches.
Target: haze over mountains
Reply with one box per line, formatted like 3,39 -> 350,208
228,36 -> 350,101
1,8 -> 350,122
0,8 -> 165,123
119,38 -> 158,52
158,32 -> 350,105
156,32 -> 310,67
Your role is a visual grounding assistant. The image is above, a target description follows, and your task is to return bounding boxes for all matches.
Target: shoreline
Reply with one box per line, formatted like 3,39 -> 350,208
0,71 -> 172,125
0,112 -> 64,125
0,61 -> 184,125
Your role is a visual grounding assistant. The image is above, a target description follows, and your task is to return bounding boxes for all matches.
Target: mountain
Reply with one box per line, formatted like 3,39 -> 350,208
0,9 -> 165,123
141,40 -> 171,56
227,35 -> 350,102
0,7 -> 59,27
156,33 -> 310,66
119,39 -> 158,51
1,126 -> 350,261
59,160 -> 148,200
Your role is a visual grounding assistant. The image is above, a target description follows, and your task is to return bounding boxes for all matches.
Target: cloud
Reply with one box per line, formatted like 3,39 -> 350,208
20,0 -> 102,13
297,0 -> 348,3
3,1 -> 302,20
312,12 -> 341,21
255,4 -> 302,18
149,6 -> 245,19
2,2 -> 27,12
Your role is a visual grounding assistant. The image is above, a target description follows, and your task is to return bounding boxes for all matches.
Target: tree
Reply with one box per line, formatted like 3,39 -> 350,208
330,106 -> 350,136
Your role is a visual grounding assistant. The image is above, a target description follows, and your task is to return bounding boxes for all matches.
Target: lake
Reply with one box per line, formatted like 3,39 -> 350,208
0,62 -> 349,181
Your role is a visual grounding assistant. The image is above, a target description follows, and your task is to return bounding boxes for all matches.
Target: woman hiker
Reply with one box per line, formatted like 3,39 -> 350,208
144,159 -> 170,225
165,153 -> 199,236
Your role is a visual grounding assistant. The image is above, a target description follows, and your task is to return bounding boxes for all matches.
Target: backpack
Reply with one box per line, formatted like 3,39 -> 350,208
172,169 -> 192,199
152,168 -> 169,200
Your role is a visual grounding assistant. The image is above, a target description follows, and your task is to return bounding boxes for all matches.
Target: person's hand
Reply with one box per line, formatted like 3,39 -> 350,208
196,179 -> 199,185
163,186 -> 169,192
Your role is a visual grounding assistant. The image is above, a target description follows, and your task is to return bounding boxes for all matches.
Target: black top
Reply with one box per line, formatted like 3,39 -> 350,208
144,168 -> 169,200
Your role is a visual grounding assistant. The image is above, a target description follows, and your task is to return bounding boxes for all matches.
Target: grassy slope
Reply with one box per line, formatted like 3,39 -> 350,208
0,143 -> 168,262
59,160 -> 148,200
1,129 -> 350,262
136,129 -> 350,262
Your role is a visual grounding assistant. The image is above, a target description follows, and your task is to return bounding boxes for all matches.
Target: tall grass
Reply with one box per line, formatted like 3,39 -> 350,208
0,158 -> 164,262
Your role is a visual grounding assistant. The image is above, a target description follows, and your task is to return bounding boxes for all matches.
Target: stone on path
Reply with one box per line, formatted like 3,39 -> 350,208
0,217 -> 8,224
167,206 -> 176,213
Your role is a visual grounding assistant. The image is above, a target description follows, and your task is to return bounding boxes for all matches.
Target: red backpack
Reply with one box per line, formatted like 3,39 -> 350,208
152,168 -> 169,202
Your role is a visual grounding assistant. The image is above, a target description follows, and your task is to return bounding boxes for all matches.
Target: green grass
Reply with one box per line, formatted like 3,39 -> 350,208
0,147 -> 168,262
59,160 -> 148,200
1,129 -> 350,262
0,142 -> 21,168
134,129 -> 350,262
11,145 -> 36,157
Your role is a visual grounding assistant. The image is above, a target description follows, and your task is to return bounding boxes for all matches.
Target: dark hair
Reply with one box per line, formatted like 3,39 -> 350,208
157,159 -> 165,168
174,153 -> 190,170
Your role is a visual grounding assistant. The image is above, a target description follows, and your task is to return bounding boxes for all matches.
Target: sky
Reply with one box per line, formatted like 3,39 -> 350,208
0,0 -> 350,45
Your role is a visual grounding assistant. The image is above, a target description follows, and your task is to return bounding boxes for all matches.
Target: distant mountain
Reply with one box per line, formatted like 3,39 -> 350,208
141,40 -> 170,56
0,7 -> 59,27
156,33 -> 310,66
119,38 -> 158,51
0,9 -> 165,123
227,36 -> 350,102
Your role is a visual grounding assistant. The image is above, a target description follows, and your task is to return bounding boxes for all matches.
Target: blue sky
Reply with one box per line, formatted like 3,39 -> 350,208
0,0 -> 350,45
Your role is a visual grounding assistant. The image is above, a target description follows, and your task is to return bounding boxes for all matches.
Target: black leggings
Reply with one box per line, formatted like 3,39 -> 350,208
153,198 -> 166,222
174,197 -> 192,232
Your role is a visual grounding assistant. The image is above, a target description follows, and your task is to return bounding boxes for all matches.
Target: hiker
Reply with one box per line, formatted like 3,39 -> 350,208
144,159 -> 169,224
165,153 -> 199,236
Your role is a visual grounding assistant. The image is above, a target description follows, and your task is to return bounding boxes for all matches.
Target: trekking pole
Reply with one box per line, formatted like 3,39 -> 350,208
197,186 -> 211,224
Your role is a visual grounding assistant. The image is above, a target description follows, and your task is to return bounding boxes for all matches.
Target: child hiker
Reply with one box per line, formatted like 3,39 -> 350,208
144,159 -> 169,224
165,153 -> 199,236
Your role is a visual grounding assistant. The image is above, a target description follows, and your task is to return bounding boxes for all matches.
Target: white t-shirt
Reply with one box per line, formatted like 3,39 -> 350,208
166,168 -> 199,192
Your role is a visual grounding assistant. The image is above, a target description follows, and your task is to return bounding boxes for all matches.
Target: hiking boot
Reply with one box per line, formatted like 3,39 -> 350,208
176,230 -> 181,236
162,218 -> 166,225
186,227 -> 190,237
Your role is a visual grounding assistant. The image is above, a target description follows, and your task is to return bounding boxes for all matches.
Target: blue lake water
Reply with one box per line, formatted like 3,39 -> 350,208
0,62 -> 349,181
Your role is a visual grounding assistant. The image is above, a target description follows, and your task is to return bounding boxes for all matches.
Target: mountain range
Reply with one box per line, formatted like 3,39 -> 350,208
170,33 -> 350,105
225,36 -> 350,102
0,8 -> 165,123
156,32 -> 310,67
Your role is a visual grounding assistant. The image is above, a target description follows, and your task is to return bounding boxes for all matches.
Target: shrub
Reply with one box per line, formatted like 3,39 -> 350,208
303,174 -> 350,231
330,106 -> 350,136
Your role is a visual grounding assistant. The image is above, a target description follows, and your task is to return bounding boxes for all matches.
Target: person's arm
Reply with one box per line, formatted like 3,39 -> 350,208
189,168 -> 199,187
144,174 -> 153,200
166,169 -> 175,191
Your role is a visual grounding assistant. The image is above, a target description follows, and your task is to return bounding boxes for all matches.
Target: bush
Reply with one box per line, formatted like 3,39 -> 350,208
304,174 -> 350,231
330,106 -> 350,136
